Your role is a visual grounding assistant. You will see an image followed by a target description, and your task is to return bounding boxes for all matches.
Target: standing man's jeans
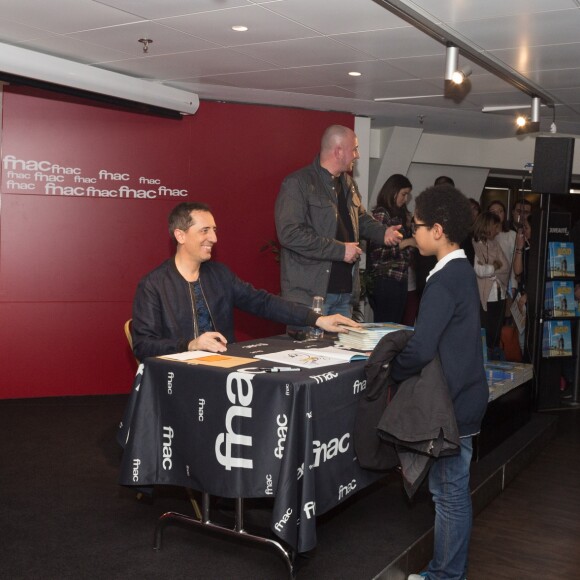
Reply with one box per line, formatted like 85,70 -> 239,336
424,437 -> 473,580
323,292 -> 353,317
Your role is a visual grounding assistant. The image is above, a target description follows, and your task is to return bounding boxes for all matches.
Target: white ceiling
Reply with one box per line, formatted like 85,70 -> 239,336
1,0 -> 580,138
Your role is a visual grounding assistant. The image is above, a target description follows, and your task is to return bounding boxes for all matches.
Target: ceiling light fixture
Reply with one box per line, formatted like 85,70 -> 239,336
0,41 -> 199,116
515,97 -> 542,131
451,65 -> 472,85
444,43 -> 459,82
531,96 -> 541,123
348,71 -> 362,77
516,114 -> 528,128
138,38 -> 153,54
232,25 -> 248,32
377,0 -> 556,107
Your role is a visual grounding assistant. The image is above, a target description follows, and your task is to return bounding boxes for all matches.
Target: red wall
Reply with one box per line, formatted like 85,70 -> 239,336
0,86 -> 352,399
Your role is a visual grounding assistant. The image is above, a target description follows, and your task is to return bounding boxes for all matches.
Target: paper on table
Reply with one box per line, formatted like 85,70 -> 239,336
308,346 -> 369,360
158,350 -> 217,361
256,347 -> 367,369
159,351 -> 258,368
188,355 -> 258,368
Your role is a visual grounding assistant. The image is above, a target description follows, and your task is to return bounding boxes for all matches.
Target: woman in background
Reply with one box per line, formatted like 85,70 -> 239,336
368,174 -> 416,323
469,198 -> 482,223
488,200 -> 525,331
472,211 -> 510,351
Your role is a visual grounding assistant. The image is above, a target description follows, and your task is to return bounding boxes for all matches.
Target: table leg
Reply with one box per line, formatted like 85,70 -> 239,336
153,494 -> 296,578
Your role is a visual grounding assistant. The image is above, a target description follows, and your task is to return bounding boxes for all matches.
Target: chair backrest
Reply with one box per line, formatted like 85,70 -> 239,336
124,319 -> 139,365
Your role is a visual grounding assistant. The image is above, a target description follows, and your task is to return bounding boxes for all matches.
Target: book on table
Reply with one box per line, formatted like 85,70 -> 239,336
336,322 -> 413,351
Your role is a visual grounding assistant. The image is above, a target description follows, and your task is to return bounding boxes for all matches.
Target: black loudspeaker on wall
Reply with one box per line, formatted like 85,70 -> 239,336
531,137 -> 575,194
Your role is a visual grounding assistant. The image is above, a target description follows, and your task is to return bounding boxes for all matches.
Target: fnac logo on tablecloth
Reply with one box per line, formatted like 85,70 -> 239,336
132,458 -> 141,482
274,508 -> 292,532
215,371 -> 254,471
274,414 -> 288,459
352,378 -> 366,394
167,371 -> 175,395
338,478 -> 357,500
162,426 -> 174,470
310,432 -> 350,469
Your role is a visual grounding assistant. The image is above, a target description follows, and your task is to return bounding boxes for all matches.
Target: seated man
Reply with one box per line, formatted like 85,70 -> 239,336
132,202 -> 358,360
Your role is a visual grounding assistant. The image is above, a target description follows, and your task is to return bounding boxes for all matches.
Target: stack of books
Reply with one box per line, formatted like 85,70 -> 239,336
335,322 -> 412,351
485,361 -> 534,401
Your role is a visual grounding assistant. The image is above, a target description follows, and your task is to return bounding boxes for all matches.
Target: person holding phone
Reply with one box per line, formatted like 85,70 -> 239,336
367,174 -> 417,323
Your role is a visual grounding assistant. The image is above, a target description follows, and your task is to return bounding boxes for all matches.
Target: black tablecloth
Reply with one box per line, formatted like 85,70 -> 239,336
117,335 -> 383,553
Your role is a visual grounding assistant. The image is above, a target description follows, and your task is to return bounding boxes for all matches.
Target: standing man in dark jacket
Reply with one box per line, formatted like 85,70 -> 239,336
391,186 -> 488,580
131,202 -> 358,361
275,125 -> 402,322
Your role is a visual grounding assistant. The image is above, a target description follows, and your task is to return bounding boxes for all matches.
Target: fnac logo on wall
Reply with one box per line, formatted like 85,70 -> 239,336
215,371 -> 254,471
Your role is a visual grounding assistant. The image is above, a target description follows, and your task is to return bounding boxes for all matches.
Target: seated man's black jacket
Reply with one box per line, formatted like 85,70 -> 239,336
132,258 -> 319,361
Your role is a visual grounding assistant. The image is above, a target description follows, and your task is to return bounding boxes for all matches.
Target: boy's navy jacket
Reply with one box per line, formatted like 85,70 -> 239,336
354,329 -> 461,498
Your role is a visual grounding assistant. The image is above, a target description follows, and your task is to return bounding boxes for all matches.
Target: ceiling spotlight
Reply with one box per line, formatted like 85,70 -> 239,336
516,115 -> 528,128
451,65 -> 472,85
348,71 -> 362,77
231,25 -> 248,32
444,44 -> 459,81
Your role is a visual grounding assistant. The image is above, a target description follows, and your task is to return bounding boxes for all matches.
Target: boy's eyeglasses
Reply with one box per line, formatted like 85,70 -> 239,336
410,221 -> 430,235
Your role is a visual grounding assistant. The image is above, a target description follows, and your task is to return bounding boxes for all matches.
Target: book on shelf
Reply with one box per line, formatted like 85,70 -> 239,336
542,320 -> 573,357
545,281 -> 576,317
547,241 -> 575,278
335,322 -> 413,351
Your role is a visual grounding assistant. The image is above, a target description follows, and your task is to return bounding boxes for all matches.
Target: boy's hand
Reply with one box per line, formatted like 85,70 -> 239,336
384,225 -> 403,246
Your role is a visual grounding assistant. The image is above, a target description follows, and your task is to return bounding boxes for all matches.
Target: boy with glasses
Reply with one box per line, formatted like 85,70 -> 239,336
392,185 -> 489,580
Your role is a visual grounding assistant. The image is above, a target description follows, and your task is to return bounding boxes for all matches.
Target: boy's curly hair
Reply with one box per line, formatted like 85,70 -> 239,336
414,185 -> 472,244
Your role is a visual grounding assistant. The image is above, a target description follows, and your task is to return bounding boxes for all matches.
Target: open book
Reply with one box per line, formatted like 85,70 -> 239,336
256,346 -> 368,369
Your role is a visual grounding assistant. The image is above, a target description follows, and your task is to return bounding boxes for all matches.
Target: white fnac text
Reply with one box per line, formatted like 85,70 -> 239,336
338,479 -> 357,500
215,372 -> 254,470
265,474 -> 273,495
310,433 -> 350,469
274,414 -> 288,459
162,426 -> 174,470
274,508 -> 292,532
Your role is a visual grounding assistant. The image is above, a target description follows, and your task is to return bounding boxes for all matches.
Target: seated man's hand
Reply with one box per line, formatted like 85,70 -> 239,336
384,224 -> 403,246
316,314 -> 361,333
188,332 -> 228,353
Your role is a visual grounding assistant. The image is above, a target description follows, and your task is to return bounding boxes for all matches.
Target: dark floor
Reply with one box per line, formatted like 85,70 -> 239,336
0,396 -> 578,579
467,407 -> 580,580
